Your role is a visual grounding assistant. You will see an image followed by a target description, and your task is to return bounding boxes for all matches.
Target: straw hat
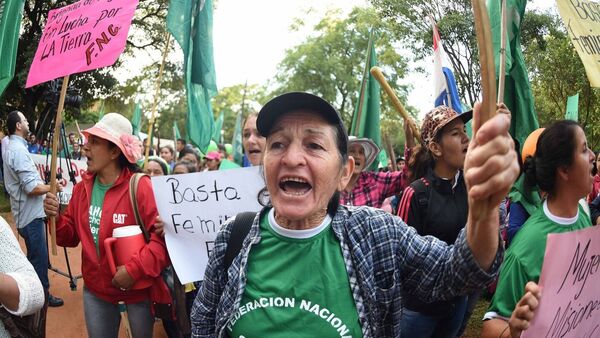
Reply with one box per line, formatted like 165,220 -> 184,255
82,113 -> 142,163
348,136 -> 380,171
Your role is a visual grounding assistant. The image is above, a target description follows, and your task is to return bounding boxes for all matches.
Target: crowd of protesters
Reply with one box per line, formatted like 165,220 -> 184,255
1,89 -> 598,338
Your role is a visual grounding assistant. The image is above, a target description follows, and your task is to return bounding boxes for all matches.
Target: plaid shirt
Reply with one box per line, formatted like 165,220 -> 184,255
190,206 -> 503,338
340,147 -> 412,208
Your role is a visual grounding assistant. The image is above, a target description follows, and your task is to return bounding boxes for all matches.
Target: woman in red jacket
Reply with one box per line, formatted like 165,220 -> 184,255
44,113 -> 171,338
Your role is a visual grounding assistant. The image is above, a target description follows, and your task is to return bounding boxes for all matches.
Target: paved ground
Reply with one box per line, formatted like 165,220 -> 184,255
2,212 -> 168,338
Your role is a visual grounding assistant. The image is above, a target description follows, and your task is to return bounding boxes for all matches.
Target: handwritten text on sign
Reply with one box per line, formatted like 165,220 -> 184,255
31,154 -> 87,205
557,0 -> 600,87
151,167 -> 266,284
523,226 -> 600,338
25,0 -> 138,88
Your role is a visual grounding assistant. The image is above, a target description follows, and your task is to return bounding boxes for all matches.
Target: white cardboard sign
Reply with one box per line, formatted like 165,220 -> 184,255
151,167 -> 266,283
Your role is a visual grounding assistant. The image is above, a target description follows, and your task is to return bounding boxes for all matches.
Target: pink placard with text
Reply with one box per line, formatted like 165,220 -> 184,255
522,225 -> 600,338
26,0 -> 138,88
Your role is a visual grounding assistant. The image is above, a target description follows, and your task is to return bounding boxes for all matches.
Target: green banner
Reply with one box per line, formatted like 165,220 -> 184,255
350,30 -> 382,171
212,111 -> 223,143
174,121 -> 181,140
565,93 -> 579,121
0,0 -> 25,97
131,102 -> 142,137
231,112 -> 243,165
488,0 -> 539,149
167,0 -> 217,153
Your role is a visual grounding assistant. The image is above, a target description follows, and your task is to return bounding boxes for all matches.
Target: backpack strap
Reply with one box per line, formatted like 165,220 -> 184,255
223,212 -> 256,271
129,172 -> 151,243
412,177 -> 431,228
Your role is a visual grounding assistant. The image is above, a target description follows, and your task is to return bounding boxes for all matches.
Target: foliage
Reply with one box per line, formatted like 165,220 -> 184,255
109,60 -> 186,140
370,0 -> 480,106
522,11 -> 600,149
271,6 -> 413,151
211,83 -> 268,143
0,0 -> 170,135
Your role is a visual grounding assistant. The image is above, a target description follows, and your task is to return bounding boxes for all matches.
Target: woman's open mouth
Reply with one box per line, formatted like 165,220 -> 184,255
279,177 -> 312,196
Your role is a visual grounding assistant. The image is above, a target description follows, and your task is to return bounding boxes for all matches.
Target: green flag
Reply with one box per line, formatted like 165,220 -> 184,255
0,0 -> 25,97
212,112 -> 223,143
377,149 -> 388,169
219,158 -> 241,170
350,30 -> 382,170
173,121 -> 181,140
565,93 -> 579,121
488,0 -> 539,149
231,112 -> 244,165
97,100 -> 105,122
167,0 -> 217,153
131,102 -> 142,137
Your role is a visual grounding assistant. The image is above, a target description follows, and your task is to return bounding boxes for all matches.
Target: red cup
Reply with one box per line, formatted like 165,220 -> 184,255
104,225 -> 152,290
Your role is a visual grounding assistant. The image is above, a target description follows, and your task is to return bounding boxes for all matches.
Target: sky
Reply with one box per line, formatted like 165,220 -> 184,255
123,0 -> 556,118
210,0 -> 556,117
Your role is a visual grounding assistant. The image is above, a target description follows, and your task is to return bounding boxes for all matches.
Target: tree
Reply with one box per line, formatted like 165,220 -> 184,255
211,83 -> 268,143
0,0 -> 170,134
370,0 -> 481,106
110,60 -> 187,141
522,11 -> 600,149
271,7 -> 413,149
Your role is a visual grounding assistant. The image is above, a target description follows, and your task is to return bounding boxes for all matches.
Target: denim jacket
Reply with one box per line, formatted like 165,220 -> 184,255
191,205 -> 503,337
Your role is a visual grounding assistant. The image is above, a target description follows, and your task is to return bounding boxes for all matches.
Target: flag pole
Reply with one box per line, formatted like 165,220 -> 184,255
48,75 -> 70,255
472,0 -> 497,132
497,0 -> 507,103
471,0 -> 497,221
173,124 -> 178,160
143,31 -> 171,167
352,29 -> 374,136
383,133 -> 397,172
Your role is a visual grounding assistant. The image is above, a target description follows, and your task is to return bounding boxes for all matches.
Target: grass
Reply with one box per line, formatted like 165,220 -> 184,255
463,296 -> 491,337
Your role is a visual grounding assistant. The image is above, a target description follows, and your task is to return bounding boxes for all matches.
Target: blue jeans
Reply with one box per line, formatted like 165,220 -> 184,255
17,218 -> 49,290
83,287 -> 154,338
400,296 -> 468,338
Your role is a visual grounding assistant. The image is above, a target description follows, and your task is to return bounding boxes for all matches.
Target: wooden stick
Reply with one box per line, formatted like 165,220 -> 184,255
383,133 -> 397,172
471,0 -> 498,220
48,75 -> 70,256
369,66 -> 421,141
143,32 -> 171,167
497,0 -> 507,104
118,301 -> 133,338
472,0 -> 497,133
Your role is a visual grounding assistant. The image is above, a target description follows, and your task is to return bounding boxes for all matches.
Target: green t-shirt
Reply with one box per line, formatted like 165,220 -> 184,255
229,209 -> 362,338
89,176 -> 112,251
487,200 -> 592,318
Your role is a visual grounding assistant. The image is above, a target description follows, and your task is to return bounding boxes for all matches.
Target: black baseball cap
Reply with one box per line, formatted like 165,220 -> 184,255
257,92 -> 345,137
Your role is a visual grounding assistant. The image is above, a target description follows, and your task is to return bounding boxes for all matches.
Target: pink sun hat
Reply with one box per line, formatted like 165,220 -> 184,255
82,113 -> 143,164
205,151 -> 222,161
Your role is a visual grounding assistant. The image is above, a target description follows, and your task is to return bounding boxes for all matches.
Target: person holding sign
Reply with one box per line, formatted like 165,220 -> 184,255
43,113 -> 172,338
481,120 -> 594,338
190,92 -> 519,337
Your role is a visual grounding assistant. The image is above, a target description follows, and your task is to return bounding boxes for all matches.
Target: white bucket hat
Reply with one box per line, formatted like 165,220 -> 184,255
82,113 -> 142,163
348,136 -> 380,171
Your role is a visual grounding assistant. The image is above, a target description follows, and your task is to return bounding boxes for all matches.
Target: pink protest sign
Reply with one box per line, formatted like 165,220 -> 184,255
523,226 -> 600,338
25,0 -> 139,88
